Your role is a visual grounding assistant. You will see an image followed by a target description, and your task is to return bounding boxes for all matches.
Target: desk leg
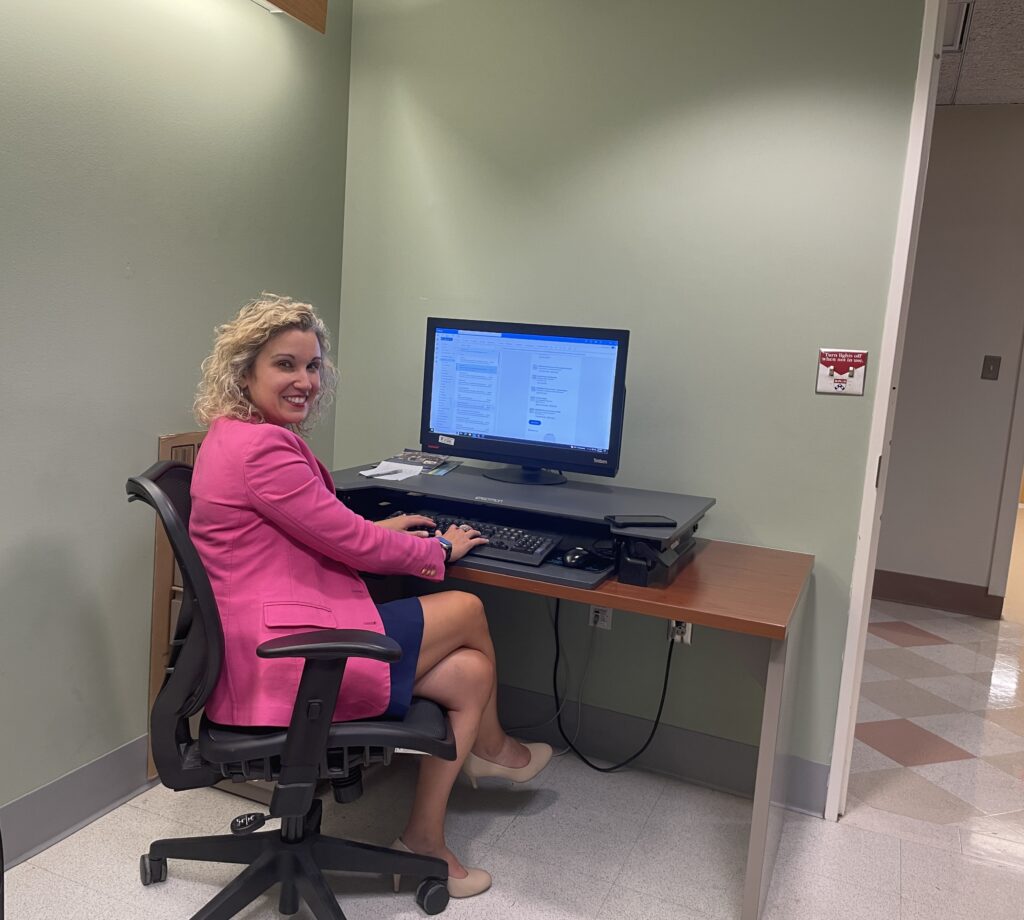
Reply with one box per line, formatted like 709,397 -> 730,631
740,636 -> 787,920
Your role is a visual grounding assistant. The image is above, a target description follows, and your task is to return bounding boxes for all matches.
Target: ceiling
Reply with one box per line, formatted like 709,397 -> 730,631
938,0 -> 1024,104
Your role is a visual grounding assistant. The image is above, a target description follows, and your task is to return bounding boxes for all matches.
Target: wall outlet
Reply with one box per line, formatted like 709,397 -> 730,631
668,620 -> 693,644
589,606 -> 613,630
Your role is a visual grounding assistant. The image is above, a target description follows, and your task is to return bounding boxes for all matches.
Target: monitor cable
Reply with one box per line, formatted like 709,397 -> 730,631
507,598 -> 595,758
552,597 -> 676,773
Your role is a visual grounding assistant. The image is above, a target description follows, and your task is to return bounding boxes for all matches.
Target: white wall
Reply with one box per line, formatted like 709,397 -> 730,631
877,105 -> 1024,587
0,0 -> 352,807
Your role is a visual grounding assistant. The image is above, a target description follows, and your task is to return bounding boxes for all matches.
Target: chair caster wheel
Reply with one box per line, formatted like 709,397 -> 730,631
416,877 -> 449,914
140,854 -> 168,886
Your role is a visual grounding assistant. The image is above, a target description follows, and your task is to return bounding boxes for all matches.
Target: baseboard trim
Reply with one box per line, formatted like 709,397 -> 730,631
873,570 -> 1003,619
498,684 -> 828,815
1,735 -> 152,869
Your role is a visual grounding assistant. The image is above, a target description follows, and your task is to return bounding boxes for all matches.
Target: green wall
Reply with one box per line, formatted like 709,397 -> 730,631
335,0 -> 924,764
0,0 -> 352,807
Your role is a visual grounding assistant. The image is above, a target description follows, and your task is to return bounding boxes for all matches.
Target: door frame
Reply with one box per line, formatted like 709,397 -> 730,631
825,0 -> 945,822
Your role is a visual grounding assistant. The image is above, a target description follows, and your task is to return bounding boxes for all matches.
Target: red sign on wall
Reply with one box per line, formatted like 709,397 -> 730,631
817,349 -> 867,395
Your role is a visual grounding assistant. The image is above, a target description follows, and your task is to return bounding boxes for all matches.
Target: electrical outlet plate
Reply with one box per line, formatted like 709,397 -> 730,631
668,620 -> 693,644
589,606 -> 612,630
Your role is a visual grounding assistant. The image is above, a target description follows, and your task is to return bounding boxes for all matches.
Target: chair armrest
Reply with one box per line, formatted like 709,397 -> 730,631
257,629 -> 401,663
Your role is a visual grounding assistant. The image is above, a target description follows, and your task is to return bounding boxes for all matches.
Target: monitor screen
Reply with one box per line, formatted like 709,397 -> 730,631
420,318 -> 629,484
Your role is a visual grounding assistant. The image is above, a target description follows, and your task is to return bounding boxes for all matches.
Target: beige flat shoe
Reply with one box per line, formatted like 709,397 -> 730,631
462,741 -> 553,789
390,837 -> 492,898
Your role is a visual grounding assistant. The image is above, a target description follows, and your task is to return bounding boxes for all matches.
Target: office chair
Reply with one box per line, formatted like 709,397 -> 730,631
126,461 -> 456,920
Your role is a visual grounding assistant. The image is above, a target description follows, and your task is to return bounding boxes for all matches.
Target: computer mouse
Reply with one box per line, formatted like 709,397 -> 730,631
562,547 -> 592,568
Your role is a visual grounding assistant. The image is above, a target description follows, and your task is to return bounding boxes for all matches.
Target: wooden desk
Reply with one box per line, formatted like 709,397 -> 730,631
452,537 -> 812,920
450,538 -> 811,640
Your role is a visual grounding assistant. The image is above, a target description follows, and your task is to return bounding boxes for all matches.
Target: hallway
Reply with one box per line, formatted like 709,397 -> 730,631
850,597 -> 1024,887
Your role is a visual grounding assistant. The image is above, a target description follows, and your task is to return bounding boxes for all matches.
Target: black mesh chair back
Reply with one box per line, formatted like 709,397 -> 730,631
126,460 -> 223,789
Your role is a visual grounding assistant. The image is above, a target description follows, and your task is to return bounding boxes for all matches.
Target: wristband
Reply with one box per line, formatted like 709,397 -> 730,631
436,535 -> 453,563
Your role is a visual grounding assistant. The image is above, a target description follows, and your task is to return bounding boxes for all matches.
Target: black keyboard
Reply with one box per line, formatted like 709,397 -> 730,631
418,512 -> 559,567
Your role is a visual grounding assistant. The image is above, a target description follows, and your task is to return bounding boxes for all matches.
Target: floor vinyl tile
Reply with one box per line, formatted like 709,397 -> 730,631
908,674 -> 1004,711
900,838 -> 1024,920
651,777 -> 753,827
984,750 -> 1024,782
985,706 -> 1024,737
907,618 -> 997,645
863,648 -> 956,680
864,632 -> 898,650
910,644 -> 997,675
912,759 -> 1024,816
850,738 -> 902,773
857,695 -> 900,723
870,601 -> 956,620
960,828 -> 1024,870
860,680 -> 964,718
2,862 -> 134,920
763,865 -> 900,920
846,768 -> 984,825
974,638 -> 1024,658
911,712 -> 1024,757
838,796 -> 961,852
494,792 -> 645,881
773,811 -> 900,894
900,898 -> 983,920
861,660 -> 899,682
27,800 -> 239,920
960,809 -> 1024,847
856,721 -> 974,762
596,886 -> 709,920
868,621 -> 949,647
613,821 -> 747,920
517,750 -> 667,830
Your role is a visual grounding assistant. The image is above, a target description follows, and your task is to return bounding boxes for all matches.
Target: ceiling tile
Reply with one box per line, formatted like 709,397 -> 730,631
956,0 -> 1024,104
937,54 -> 961,105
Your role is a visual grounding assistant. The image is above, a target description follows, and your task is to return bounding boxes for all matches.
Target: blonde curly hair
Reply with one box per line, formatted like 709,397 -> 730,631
193,293 -> 338,435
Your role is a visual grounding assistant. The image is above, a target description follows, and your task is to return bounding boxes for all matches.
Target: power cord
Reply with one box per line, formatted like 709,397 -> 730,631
552,597 -> 676,772
506,599 -> 581,739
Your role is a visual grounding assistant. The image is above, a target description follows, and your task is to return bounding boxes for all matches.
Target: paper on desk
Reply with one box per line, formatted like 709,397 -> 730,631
359,461 -> 422,481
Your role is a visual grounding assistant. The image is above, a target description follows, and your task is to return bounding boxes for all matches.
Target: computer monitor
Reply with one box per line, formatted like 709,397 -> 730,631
420,318 -> 630,485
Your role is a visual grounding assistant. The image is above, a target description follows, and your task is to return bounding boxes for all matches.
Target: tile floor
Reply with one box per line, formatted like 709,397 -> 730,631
10,600 -> 1024,919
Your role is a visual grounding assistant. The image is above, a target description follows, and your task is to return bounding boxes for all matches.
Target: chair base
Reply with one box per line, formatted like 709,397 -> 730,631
144,801 -> 449,920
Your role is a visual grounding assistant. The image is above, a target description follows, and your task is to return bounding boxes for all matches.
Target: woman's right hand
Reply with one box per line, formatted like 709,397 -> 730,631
440,524 -> 489,563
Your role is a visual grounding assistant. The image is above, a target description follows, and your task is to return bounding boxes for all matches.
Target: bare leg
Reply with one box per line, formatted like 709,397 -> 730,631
401,647 -> 492,877
416,591 -> 529,767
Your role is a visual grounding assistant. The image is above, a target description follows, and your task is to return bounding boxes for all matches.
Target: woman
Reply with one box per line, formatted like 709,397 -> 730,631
190,294 -> 552,898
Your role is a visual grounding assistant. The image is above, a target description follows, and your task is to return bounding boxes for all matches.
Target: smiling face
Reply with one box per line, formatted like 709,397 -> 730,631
242,327 -> 322,427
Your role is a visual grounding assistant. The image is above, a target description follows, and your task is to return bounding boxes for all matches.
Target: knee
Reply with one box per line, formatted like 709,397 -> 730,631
457,591 -> 487,630
451,648 -> 495,704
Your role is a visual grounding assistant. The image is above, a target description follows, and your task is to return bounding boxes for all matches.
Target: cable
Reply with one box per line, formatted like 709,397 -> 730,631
505,599 -> 575,735
552,598 -> 676,773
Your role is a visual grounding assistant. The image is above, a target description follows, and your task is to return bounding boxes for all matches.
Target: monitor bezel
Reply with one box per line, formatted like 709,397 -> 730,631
419,317 -> 630,479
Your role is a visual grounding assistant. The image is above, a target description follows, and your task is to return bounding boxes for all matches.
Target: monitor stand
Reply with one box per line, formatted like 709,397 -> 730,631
482,465 -> 567,486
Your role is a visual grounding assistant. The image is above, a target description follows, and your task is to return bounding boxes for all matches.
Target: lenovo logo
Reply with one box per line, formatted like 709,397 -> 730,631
474,496 -> 504,504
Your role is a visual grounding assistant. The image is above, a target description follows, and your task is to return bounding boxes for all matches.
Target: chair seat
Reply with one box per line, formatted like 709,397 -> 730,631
199,697 -> 455,766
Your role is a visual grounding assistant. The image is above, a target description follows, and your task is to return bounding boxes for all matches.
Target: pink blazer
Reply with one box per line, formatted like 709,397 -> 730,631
189,417 -> 445,727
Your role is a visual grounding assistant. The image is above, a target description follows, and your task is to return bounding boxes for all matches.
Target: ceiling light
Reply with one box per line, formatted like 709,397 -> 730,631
942,1 -> 973,53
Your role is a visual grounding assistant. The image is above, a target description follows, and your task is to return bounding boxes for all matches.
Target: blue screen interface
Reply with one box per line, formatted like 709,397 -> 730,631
428,328 -> 620,452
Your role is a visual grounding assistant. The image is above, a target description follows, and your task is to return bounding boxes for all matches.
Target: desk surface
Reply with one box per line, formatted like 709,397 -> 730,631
449,538 -> 812,640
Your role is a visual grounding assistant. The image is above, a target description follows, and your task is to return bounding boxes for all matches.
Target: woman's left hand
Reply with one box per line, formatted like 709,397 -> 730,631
375,514 -> 436,538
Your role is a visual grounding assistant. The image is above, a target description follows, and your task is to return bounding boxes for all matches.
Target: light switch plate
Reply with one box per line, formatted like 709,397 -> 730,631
816,349 -> 867,396
982,355 -> 1001,380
